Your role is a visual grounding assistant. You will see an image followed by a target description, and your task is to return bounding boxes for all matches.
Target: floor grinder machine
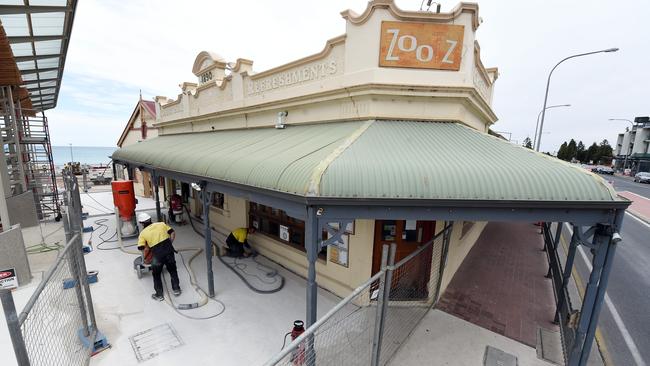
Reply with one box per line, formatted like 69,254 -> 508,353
110,180 -> 151,277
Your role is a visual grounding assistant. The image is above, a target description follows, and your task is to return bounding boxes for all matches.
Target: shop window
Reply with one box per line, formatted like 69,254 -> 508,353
249,202 -> 326,259
211,192 -> 225,209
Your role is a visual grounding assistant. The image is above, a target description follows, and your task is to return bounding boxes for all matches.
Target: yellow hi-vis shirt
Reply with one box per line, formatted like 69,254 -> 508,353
138,222 -> 174,249
232,228 -> 248,243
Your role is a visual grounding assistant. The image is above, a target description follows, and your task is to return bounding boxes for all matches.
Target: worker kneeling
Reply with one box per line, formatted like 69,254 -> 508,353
226,227 -> 255,258
137,213 -> 181,301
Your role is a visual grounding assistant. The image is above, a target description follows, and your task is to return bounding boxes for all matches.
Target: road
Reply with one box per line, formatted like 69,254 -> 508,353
560,174 -> 650,366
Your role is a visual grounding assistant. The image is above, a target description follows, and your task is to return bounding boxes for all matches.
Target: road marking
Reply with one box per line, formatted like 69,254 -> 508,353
564,224 -> 647,366
625,211 -> 650,229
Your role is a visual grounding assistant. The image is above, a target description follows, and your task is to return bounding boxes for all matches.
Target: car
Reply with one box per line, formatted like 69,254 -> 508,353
634,172 -> 650,183
593,166 -> 614,175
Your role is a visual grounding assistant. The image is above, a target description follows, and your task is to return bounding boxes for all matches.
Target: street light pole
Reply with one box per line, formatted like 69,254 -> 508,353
535,48 -> 619,152
609,118 -> 634,172
533,104 -> 571,149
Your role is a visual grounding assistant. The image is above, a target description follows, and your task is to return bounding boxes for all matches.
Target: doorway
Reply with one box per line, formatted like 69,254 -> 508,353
373,220 -> 436,300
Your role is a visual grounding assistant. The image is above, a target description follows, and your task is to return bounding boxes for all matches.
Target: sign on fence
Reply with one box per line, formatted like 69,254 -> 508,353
0,268 -> 18,289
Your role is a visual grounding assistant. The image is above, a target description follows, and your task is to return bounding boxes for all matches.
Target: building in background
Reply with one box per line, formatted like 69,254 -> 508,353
116,97 -> 160,198
614,116 -> 650,174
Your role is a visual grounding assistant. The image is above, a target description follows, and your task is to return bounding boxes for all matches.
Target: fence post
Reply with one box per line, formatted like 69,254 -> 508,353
0,289 -> 30,366
68,173 -> 98,331
63,213 -> 90,337
371,243 -> 396,366
371,244 -> 389,366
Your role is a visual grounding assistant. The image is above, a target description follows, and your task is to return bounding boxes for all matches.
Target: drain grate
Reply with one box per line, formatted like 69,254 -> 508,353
129,323 -> 184,362
484,345 -> 518,366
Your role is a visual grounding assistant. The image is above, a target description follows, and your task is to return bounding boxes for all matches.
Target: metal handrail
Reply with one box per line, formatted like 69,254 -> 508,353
263,270 -> 386,366
17,232 -> 80,325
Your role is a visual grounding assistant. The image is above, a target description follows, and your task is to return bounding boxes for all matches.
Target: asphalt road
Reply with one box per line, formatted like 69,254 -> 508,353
560,174 -> 650,366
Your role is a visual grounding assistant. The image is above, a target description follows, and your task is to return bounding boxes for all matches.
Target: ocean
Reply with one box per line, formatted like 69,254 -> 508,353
51,146 -> 116,166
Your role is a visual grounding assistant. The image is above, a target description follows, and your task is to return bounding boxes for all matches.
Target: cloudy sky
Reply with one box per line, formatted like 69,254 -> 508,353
48,0 -> 650,152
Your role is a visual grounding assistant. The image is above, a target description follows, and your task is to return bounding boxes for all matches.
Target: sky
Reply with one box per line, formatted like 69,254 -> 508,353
47,0 -> 650,153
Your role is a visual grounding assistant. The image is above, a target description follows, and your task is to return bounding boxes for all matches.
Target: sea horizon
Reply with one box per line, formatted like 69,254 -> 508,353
51,145 -> 117,166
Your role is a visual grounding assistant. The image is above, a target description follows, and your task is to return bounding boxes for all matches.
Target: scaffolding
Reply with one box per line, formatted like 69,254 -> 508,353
0,85 -> 60,221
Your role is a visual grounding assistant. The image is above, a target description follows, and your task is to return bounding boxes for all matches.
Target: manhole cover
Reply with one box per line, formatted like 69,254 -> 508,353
129,323 -> 184,362
484,345 -> 518,366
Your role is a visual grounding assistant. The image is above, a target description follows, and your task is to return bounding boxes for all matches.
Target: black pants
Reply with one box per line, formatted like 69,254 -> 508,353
150,240 -> 179,296
226,233 -> 246,257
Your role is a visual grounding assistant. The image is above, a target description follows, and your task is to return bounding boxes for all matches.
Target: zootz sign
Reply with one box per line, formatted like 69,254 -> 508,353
379,21 -> 464,71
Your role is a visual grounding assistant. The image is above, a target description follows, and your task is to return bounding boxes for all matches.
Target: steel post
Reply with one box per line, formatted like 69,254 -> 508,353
568,224 -> 609,365
434,222 -> 453,302
555,227 -> 578,323
376,244 -> 396,366
579,230 -> 618,366
202,183 -> 215,297
371,244 -> 389,366
0,289 -> 30,366
6,86 -> 26,193
305,206 -> 319,328
69,174 -> 98,330
63,214 -> 90,337
153,171 -> 162,222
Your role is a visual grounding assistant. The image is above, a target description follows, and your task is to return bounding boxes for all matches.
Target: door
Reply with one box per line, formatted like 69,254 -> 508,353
372,220 -> 436,300
142,171 -> 152,198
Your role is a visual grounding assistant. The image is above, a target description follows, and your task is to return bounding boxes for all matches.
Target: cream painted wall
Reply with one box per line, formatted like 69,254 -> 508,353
155,2 -> 498,134
205,194 -> 375,298
438,221 -> 487,295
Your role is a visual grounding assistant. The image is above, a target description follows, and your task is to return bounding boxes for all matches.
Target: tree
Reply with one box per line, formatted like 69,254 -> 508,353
598,139 -> 613,165
566,139 -> 577,161
522,137 -> 533,149
557,142 -> 568,160
576,141 -> 586,162
586,142 -> 599,164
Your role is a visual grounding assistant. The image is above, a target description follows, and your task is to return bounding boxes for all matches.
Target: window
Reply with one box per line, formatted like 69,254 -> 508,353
211,192 -> 224,209
249,202 -> 326,259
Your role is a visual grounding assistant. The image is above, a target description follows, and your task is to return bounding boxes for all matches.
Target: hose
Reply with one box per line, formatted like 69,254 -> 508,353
111,207 -> 218,315
183,204 -> 285,294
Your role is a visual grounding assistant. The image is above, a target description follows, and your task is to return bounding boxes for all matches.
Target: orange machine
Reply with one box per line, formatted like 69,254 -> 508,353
111,180 -> 139,238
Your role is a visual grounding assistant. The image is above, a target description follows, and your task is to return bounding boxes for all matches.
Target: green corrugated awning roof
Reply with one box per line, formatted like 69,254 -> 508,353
112,120 -> 621,203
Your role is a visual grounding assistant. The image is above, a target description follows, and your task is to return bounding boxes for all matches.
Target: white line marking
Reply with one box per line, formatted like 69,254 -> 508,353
564,223 -> 647,366
625,211 -> 650,229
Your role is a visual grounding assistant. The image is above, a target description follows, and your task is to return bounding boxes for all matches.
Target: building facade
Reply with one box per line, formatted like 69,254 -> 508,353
614,118 -> 650,174
117,98 -> 160,197
132,1 -> 499,298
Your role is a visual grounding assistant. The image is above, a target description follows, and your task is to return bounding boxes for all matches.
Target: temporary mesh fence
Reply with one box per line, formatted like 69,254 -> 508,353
266,224 -> 452,366
19,234 -> 91,366
0,170 -> 97,366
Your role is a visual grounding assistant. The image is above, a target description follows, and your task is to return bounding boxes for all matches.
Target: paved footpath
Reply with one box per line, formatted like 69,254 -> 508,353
617,191 -> 650,223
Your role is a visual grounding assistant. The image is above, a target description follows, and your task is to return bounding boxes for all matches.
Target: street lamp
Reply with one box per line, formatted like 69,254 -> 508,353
609,118 -> 634,171
535,47 -> 619,151
533,104 -> 570,148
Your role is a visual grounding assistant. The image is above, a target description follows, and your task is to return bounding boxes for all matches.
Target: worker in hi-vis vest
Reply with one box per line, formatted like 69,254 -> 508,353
137,213 -> 181,301
226,227 -> 255,257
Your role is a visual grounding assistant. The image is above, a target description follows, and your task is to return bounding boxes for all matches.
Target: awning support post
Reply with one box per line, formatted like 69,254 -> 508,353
202,182 -> 214,297
152,171 -> 162,222
555,225 -> 578,323
568,224 -> 610,366
305,206 -> 319,327
545,222 -> 563,278
126,164 -> 134,181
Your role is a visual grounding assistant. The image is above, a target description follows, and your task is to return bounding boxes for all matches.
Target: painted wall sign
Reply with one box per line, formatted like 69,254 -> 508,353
379,21 -> 464,70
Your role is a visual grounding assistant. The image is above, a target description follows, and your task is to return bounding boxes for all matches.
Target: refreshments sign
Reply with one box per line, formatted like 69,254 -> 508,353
379,21 -> 464,70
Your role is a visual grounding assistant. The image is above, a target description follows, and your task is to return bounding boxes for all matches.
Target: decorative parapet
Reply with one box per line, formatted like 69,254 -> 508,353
155,1 -> 498,130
